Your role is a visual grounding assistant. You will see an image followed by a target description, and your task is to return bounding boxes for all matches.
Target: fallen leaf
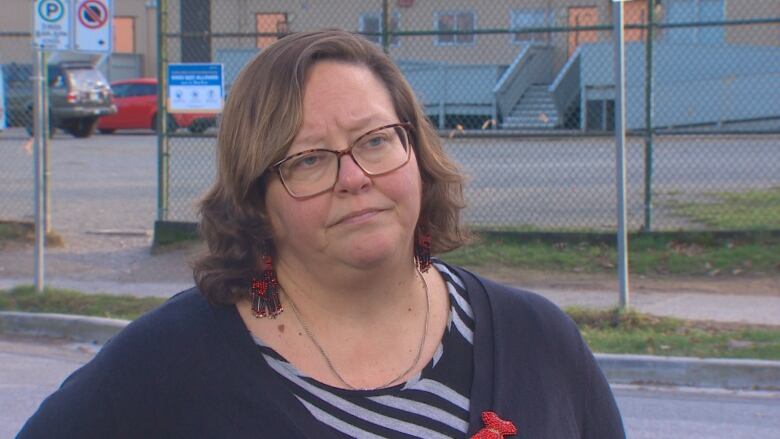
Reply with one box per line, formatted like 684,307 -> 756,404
481,119 -> 496,130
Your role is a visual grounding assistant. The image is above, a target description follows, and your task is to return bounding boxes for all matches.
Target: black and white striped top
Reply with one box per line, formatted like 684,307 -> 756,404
255,262 -> 475,438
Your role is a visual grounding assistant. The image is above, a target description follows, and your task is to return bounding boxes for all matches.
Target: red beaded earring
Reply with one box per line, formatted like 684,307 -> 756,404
250,255 -> 283,318
415,228 -> 432,273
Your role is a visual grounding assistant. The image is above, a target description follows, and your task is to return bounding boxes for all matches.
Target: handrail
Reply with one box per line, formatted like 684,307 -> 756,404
494,44 -> 553,118
549,48 -> 582,126
493,43 -> 533,94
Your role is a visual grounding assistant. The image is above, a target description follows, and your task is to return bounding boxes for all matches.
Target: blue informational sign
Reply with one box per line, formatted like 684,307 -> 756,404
167,63 -> 224,114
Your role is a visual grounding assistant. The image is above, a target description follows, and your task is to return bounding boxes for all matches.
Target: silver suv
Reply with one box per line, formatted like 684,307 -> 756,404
16,62 -> 116,138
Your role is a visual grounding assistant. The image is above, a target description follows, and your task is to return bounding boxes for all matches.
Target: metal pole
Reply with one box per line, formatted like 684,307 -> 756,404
613,0 -> 630,310
43,51 -> 51,234
33,46 -> 46,293
643,0 -> 655,231
156,0 -> 169,222
381,0 -> 390,55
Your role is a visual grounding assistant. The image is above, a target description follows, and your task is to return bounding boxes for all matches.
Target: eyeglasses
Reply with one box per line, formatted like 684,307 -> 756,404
272,122 -> 413,198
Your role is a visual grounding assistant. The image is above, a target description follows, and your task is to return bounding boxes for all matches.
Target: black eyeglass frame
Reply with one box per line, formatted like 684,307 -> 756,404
271,122 -> 414,198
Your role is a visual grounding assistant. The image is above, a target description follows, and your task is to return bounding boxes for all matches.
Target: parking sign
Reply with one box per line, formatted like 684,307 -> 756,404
34,0 -> 71,51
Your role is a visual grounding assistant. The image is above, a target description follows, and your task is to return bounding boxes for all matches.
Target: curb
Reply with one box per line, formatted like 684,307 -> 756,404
2,311 -> 779,391
596,353 -> 780,391
0,311 -> 129,345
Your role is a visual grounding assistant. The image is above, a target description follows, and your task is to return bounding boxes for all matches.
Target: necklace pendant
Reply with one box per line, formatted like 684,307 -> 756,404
287,266 -> 431,391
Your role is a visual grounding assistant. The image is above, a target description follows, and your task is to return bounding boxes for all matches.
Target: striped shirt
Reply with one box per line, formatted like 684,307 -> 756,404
255,262 -> 475,438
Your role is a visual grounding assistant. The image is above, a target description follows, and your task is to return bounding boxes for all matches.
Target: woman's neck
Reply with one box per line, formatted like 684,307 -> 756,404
274,254 -> 421,323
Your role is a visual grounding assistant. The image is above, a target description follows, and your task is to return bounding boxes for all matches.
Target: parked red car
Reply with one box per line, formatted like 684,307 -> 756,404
98,78 -> 215,134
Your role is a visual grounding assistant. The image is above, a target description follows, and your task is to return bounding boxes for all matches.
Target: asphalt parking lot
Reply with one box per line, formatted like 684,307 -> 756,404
2,128 -> 778,230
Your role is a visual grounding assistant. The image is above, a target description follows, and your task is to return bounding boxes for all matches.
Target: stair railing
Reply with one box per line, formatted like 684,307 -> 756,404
549,47 -> 582,129
493,43 -> 553,120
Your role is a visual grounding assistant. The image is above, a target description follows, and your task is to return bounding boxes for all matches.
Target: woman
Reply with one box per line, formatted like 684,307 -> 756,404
19,30 -> 624,438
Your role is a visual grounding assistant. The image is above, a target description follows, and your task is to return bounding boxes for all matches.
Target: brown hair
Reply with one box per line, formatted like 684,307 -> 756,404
194,29 -> 468,304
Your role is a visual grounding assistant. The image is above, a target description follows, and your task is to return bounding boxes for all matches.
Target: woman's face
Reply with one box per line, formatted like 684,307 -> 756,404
264,61 -> 422,271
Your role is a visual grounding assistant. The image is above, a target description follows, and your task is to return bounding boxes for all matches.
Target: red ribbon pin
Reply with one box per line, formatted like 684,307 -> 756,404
471,411 -> 518,438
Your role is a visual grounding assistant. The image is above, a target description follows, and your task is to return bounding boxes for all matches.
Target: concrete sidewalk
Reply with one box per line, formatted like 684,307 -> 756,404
1,277 -> 779,391
534,287 -> 780,326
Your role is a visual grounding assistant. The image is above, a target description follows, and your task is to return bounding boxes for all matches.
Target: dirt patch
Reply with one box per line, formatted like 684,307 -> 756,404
468,265 -> 780,297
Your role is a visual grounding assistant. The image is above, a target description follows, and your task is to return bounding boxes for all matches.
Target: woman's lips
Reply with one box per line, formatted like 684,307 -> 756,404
334,208 -> 384,225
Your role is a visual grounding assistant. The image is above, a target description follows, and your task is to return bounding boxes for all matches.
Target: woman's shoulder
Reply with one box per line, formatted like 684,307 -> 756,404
439,262 -> 580,339
439,262 -> 564,313
102,287 -> 228,360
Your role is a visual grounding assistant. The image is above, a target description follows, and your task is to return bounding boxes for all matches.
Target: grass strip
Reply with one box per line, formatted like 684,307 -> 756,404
0,221 -> 65,247
0,286 -> 165,321
569,307 -> 780,361
0,222 -> 31,242
667,187 -> 780,230
441,233 -> 780,276
2,286 -> 779,360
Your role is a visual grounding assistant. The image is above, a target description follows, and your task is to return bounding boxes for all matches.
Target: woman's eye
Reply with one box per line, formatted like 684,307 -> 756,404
291,153 -> 324,170
363,135 -> 387,149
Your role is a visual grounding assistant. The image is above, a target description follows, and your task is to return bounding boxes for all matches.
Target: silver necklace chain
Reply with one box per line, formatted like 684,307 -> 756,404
285,267 -> 430,391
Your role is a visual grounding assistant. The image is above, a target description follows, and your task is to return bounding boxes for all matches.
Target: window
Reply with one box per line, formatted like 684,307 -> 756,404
435,12 -> 475,45
136,83 -> 157,97
110,83 -> 132,98
360,12 -> 400,46
624,1 -> 648,42
256,13 -> 288,49
666,0 -> 725,45
113,16 -> 135,53
511,9 -> 551,43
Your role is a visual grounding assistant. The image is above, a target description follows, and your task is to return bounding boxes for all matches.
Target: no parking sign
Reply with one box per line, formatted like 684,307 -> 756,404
74,0 -> 112,52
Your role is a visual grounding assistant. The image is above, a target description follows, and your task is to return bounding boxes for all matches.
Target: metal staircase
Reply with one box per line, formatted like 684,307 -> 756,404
502,84 -> 558,129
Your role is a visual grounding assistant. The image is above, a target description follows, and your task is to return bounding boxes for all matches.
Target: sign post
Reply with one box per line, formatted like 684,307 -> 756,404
612,0 -> 630,310
30,0 -> 112,292
31,49 -> 47,293
33,0 -> 73,292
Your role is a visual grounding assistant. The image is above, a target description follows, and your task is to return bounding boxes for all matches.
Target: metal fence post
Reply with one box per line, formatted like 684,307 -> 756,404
438,64 -> 446,130
643,0 -> 656,232
381,0 -> 390,55
156,0 -> 169,222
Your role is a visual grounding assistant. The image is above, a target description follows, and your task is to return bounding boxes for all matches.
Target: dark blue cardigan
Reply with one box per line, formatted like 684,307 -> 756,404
18,265 -> 625,438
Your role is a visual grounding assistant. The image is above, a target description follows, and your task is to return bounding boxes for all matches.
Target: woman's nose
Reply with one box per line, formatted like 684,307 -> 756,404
333,153 -> 371,194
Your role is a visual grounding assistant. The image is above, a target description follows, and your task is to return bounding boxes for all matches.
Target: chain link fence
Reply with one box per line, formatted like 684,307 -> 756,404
0,32 -> 35,224
159,0 -> 780,232
3,1 -> 778,233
